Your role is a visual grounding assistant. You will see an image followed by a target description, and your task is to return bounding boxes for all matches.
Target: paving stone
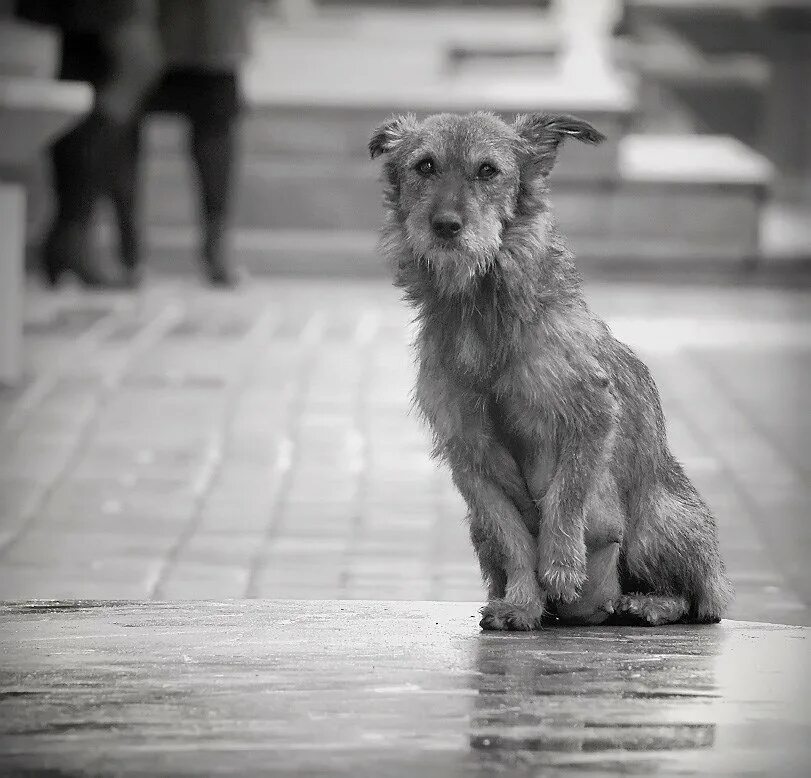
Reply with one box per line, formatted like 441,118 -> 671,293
156,562 -> 251,599
0,278 -> 807,623
177,533 -> 268,566
70,444 -> 208,482
1,531 -> 176,566
0,566 -> 156,599
197,500 -> 275,533
0,438 -> 74,482
38,478 -> 197,524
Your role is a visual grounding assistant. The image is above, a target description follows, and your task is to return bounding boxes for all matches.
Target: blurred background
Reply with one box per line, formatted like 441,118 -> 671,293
0,0 -> 808,624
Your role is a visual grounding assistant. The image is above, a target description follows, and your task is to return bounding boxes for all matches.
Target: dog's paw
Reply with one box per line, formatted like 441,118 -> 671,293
540,561 -> 586,603
611,594 -> 689,626
479,599 -> 545,631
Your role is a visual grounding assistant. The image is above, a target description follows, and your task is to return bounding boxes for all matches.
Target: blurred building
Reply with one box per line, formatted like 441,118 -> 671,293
1,0 -> 809,285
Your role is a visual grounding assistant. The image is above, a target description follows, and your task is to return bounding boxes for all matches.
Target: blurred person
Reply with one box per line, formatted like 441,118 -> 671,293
17,0 -> 162,287
128,0 -> 253,287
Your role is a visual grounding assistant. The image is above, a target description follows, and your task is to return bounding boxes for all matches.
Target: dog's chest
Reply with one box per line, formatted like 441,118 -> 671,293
448,321 -> 489,375
493,384 -> 560,498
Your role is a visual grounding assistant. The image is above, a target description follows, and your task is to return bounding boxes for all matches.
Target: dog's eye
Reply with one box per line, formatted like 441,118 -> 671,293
477,163 -> 498,180
415,158 -> 435,177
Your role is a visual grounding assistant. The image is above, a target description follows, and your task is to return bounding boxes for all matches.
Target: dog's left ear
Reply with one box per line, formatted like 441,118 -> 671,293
369,114 -> 420,159
514,113 -> 605,174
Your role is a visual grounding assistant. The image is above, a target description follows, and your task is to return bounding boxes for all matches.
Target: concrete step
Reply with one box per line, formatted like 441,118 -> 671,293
620,5 -> 769,146
146,100 -> 628,169
142,155 -> 620,233
135,223 -> 776,280
140,133 -> 770,264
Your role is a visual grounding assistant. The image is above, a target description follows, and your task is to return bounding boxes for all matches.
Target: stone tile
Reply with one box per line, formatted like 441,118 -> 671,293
0,438 -> 74,482
177,532 -> 266,566
0,478 -> 40,521
0,559 -> 160,599
70,443 -> 208,482
157,562 -> 251,599
196,504 -> 275,533
0,278 -> 807,621
39,478 -> 196,525
1,530 -> 175,566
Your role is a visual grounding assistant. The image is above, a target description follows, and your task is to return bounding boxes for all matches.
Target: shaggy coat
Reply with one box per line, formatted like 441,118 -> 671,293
370,111 -> 733,630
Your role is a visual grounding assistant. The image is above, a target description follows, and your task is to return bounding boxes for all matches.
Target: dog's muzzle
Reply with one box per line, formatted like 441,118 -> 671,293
431,212 -> 463,241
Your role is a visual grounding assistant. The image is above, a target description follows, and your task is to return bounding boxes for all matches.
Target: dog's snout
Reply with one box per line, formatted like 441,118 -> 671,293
431,212 -> 463,239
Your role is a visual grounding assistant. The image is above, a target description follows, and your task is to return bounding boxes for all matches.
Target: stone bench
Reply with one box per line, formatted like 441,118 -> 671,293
0,76 -> 92,386
0,600 -> 808,774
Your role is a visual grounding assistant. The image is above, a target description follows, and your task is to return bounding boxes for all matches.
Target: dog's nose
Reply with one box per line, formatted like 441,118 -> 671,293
431,213 -> 463,239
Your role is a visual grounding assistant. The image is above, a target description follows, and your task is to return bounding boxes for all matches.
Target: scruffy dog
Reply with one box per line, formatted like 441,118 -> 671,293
370,111 -> 733,630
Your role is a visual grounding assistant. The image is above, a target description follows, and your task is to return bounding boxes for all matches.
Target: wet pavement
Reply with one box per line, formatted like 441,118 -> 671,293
0,600 -> 808,776
0,277 -> 809,625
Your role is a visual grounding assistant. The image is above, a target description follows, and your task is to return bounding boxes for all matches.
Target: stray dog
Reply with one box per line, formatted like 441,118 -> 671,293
370,111 -> 733,630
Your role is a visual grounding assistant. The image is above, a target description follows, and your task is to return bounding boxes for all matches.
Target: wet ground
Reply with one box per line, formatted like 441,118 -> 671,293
0,276 -> 809,624
0,600 -> 808,775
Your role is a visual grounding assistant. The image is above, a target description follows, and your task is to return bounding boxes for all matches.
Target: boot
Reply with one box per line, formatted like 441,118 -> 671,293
118,221 -> 143,290
41,221 -> 120,289
201,220 -> 238,288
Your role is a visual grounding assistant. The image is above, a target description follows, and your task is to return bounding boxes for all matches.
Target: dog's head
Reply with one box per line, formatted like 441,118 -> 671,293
370,111 -> 603,294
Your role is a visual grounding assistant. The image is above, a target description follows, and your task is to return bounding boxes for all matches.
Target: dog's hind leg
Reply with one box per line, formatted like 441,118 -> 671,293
610,594 -> 689,626
555,540 -> 621,625
554,473 -> 624,625
536,414 -> 617,604
624,470 -> 734,624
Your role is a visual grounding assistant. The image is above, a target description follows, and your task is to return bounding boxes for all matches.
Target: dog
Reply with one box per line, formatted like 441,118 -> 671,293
369,111 -> 734,630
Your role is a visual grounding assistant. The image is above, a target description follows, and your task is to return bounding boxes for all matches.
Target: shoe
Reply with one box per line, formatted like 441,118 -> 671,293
119,227 -> 143,290
122,264 -> 144,289
41,222 -> 120,289
201,222 -> 238,288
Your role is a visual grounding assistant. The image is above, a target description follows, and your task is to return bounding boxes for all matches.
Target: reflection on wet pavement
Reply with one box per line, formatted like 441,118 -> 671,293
0,601 -> 808,775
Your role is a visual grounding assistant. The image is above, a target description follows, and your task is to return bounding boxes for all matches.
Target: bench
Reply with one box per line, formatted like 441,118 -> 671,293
0,76 -> 92,386
0,18 -> 93,386
0,600 -> 808,773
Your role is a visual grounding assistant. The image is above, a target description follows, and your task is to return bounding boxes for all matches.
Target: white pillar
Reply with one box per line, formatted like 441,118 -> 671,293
276,0 -> 317,24
0,181 -> 24,386
556,0 -> 621,84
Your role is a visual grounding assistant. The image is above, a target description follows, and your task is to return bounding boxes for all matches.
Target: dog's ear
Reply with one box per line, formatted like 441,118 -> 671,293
514,113 -> 604,174
369,114 -> 419,159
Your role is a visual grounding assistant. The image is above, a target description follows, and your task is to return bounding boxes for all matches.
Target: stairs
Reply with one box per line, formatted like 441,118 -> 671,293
134,5 -> 773,275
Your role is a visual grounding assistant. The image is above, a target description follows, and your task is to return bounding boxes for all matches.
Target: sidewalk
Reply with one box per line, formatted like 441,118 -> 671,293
0,276 -> 808,625
2,601 -> 808,776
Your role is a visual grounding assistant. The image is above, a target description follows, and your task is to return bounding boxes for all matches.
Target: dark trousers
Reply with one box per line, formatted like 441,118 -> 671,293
125,67 -> 242,268
47,31 -> 144,273
120,109 -> 238,243
50,41 -> 240,270
48,34 -> 113,246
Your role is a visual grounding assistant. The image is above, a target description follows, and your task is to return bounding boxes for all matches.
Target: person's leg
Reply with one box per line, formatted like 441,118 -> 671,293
189,110 -> 239,286
44,33 -> 115,287
108,119 -> 143,286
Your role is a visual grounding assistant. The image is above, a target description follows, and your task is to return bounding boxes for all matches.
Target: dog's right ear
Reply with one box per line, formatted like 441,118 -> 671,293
369,114 -> 419,159
514,113 -> 605,174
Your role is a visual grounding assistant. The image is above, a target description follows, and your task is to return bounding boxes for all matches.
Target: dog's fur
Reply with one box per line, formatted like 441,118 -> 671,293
370,111 -> 734,630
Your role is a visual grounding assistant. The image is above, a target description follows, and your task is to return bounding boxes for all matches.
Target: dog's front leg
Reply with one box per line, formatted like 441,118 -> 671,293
418,366 -> 543,630
452,461 -> 545,631
537,407 -> 615,604
445,433 -> 544,630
